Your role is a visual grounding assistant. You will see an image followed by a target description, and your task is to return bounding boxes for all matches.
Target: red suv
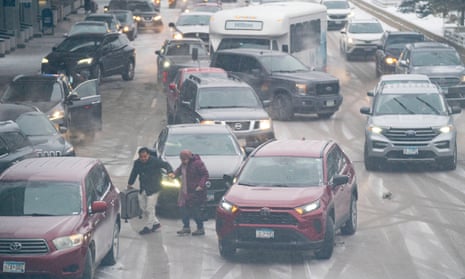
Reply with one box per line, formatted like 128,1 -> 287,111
216,139 -> 358,259
0,157 -> 121,278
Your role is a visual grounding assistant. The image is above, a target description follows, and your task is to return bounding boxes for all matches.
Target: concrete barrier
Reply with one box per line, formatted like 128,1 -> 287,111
0,39 -> 5,57
17,30 -> 26,48
0,35 -> 11,53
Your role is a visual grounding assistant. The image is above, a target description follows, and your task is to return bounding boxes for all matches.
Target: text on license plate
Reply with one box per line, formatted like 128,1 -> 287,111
403,147 -> 418,155
256,228 -> 274,239
3,261 -> 25,273
325,100 -> 335,107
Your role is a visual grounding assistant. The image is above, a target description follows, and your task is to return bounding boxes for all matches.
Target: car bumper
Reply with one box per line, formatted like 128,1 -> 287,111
292,95 -> 343,114
327,19 -> 347,30
345,44 -> 378,55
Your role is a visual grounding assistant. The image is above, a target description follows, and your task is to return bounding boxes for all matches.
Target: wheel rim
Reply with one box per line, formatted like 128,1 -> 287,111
351,197 -> 357,229
128,62 -> 135,79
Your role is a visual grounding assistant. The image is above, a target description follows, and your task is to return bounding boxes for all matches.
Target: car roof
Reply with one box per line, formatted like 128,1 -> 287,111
348,18 -> 380,24
385,30 -> 423,36
180,67 -> 225,73
187,75 -> 250,88
11,74 -> 62,83
167,123 -> 234,134
215,48 -> 287,57
0,104 -> 38,121
409,41 -> 452,49
380,83 -> 441,94
253,139 -> 331,158
379,74 -> 430,82
73,20 -> 108,25
165,38 -> 204,44
0,157 -> 100,181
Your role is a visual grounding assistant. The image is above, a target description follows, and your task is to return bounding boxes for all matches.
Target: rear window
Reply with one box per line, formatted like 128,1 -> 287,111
0,131 -> 32,151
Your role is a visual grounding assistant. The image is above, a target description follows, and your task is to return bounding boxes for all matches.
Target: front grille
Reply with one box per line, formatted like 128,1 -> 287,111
225,121 -> 251,131
236,211 -> 298,225
0,239 -> 49,255
329,15 -> 347,20
37,151 -> 62,157
429,77 -> 461,88
382,127 -> 439,141
206,179 -> 227,191
183,33 -> 209,43
315,82 -> 339,96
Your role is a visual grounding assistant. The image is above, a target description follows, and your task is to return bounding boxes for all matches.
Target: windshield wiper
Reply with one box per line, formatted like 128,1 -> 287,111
393,97 -> 416,114
269,184 -> 289,187
27,213 -> 57,216
415,97 -> 441,115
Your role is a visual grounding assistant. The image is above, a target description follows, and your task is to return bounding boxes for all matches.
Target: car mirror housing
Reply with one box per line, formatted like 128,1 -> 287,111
90,201 -> 107,214
360,107 -> 371,115
332,174 -> 349,187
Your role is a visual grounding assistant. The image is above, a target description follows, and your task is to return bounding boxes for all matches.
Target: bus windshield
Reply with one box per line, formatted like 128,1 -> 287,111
217,38 -> 278,51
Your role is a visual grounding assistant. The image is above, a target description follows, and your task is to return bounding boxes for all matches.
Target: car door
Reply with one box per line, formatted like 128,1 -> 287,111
100,34 -> 122,75
395,48 -> 411,74
67,79 -> 102,131
236,56 -> 267,98
175,81 -> 198,123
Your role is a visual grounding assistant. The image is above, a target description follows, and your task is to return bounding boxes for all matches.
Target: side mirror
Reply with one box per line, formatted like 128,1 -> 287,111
58,125 -> 68,134
68,93 -> 80,102
282,44 -> 289,52
398,60 -> 408,67
155,50 -> 161,55
168,22 -> 176,28
262,99 -> 271,107
169,83 -> 177,90
360,107 -> 371,115
90,201 -> 107,214
450,105 -> 462,114
332,174 -> 349,187
367,90 -> 374,97
192,47 -> 198,61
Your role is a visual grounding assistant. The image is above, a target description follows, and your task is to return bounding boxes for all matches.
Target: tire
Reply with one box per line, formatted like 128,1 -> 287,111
314,217 -> 334,260
122,59 -> 135,81
340,193 -> 357,235
219,239 -> 236,259
439,144 -> 457,171
364,144 -> 380,171
317,112 -> 334,119
102,223 -> 120,266
81,248 -> 94,279
271,94 -> 293,121
128,31 -> 135,41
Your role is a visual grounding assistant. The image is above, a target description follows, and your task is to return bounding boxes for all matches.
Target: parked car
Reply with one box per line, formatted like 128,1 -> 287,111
339,18 -> 384,60
169,11 -> 212,47
374,31 -> 425,77
110,10 -> 138,41
154,123 -> 248,217
321,0 -> 353,30
65,21 -> 111,37
360,82 -> 461,171
1,74 -> 102,136
85,13 -> 122,33
41,32 -> 136,84
367,74 -> 432,96
216,139 -> 358,259
211,48 -> 342,120
170,74 -> 275,147
0,120 -> 36,173
0,103 -> 75,157
394,41 -> 465,107
105,0 -> 163,32
155,38 -> 210,88
0,157 -> 121,278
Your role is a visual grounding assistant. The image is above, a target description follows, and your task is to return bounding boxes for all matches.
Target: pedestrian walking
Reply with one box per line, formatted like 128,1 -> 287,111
169,149 -> 209,236
128,147 -> 173,235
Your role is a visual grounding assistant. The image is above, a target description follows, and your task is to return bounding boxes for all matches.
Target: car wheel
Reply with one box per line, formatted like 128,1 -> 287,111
102,223 -> 120,266
364,144 -> 380,171
129,31 -> 135,41
340,193 -> 357,235
219,239 -> 236,259
439,144 -> 457,171
81,248 -> 94,279
271,93 -> 293,121
122,60 -> 135,81
314,217 -> 334,260
317,112 -> 334,119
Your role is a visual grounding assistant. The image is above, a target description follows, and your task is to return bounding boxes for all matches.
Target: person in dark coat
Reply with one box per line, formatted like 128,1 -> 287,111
128,147 -> 173,235
170,149 -> 209,236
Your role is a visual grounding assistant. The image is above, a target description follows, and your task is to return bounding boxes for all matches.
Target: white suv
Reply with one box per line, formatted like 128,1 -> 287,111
321,0 -> 353,30
339,18 -> 384,60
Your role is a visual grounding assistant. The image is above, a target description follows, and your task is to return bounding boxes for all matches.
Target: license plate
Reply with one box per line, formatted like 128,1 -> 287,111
364,47 -> 374,51
325,100 -> 335,107
335,20 -> 341,24
207,192 -> 214,201
256,228 -> 274,239
403,147 -> 418,155
3,261 -> 25,273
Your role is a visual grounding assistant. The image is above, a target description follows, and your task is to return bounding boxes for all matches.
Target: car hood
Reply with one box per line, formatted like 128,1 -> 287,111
28,134 -> 70,153
164,155 -> 243,178
271,70 -> 338,83
349,33 -> 382,41
197,107 -> 270,120
411,65 -> 465,76
225,185 -> 324,208
371,114 -> 451,127
385,46 -> 404,58
0,215 -> 82,238
327,8 -> 351,15
176,25 -> 209,34
46,50 -> 96,65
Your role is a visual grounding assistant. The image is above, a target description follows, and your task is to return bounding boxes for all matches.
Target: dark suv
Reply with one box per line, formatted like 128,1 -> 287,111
395,41 -> 465,107
211,49 -> 342,120
216,139 -> 358,259
104,0 -> 162,32
0,120 -> 36,173
375,31 -> 425,77
171,75 -> 275,147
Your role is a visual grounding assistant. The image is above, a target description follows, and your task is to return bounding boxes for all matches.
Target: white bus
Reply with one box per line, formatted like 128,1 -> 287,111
209,1 -> 328,71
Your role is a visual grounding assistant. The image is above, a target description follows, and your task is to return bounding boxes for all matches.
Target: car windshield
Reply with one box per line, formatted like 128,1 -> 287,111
0,181 -> 82,216
113,13 -> 130,24
2,80 -> 62,103
373,93 -> 447,115
176,14 -> 211,26
126,1 -> 156,11
258,55 -> 309,73
323,1 -> 350,9
69,23 -> 109,35
237,157 -> 323,187
385,35 -> 424,48
198,87 -> 261,109
411,50 -> 462,66
54,36 -> 103,53
16,113 -> 57,136
164,133 -> 240,156
348,22 -> 383,34
165,42 -> 208,56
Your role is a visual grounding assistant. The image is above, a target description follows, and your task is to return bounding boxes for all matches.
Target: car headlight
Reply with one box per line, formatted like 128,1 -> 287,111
134,16 -> 141,21
53,234 -> 83,250
384,56 -> 397,65
259,119 -> 272,130
41,57 -> 49,64
154,15 -> 162,21
296,83 -> 307,95
368,125 -> 383,134
163,60 -> 171,68
161,175 -> 181,188
200,120 -> 216,125
77,58 -> 93,65
347,37 -> 354,45
461,75 -> 465,83
219,199 -> 238,213
49,110 -> 65,121
440,125 -> 453,133
123,26 -> 129,32
173,32 -> 183,40
295,200 -> 320,215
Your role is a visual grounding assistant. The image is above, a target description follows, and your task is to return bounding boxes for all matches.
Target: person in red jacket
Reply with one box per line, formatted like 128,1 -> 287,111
169,149 -> 209,236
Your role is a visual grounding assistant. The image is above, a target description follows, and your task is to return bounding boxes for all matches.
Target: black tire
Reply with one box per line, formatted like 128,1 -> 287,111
317,112 -> 334,119
340,193 -> 357,235
128,31 -> 135,41
314,217 -> 334,260
102,223 -> 120,266
439,144 -> 457,171
81,248 -> 94,279
219,239 -> 236,259
364,144 -> 380,171
271,94 -> 293,121
122,59 -> 135,81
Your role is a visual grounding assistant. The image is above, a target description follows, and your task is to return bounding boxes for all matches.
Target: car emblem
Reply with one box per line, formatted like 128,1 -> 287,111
405,130 -> 416,137
325,85 -> 333,92
260,207 -> 271,217
9,242 -> 22,252
205,181 -> 211,188
234,122 -> 242,130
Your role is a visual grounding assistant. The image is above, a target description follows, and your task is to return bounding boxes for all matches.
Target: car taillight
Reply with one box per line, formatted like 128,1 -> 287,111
162,71 -> 168,83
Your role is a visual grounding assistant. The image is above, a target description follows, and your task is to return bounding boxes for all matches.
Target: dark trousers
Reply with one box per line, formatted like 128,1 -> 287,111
180,205 -> 203,230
